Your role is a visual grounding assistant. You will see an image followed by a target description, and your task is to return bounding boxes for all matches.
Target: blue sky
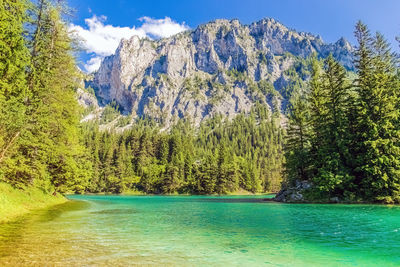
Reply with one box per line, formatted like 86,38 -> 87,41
68,0 -> 400,72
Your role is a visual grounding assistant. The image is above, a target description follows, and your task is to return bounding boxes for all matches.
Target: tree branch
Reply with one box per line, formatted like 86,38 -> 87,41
0,131 -> 20,163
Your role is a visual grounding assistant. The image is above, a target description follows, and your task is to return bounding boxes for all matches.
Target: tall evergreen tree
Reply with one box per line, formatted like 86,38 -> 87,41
310,55 -> 352,197
284,90 -> 311,184
0,0 -> 30,184
350,22 -> 400,202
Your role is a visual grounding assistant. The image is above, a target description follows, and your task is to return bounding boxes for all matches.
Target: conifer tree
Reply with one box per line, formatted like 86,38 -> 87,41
352,23 -> 400,202
0,0 -> 30,184
285,88 -> 311,184
310,55 -> 352,197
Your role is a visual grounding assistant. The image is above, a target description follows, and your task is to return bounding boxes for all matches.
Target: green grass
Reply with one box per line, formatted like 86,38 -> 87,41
0,183 -> 67,223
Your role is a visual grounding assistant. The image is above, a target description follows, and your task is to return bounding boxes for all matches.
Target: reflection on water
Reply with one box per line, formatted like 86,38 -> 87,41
0,195 -> 399,266
184,198 -> 272,203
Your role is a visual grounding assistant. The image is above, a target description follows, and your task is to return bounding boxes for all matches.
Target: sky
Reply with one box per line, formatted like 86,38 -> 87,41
67,0 -> 400,73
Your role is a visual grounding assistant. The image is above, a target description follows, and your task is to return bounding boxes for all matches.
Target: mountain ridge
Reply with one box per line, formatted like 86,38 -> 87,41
83,17 -> 354,128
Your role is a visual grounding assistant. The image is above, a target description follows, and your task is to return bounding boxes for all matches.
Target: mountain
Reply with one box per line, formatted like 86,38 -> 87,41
85,18 -> 353,128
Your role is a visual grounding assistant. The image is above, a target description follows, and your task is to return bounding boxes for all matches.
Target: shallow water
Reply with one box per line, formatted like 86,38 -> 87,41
0,195 -> 399,266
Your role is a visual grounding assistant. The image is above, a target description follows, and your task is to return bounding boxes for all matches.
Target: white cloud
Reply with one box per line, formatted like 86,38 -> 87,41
84,56 -> 103,73
70,15 -> 146,57
139,17 -> 189,39
70,15 -> 189,73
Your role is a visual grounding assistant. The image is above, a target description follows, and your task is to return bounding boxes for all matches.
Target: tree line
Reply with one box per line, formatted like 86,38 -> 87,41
285,22 -> 400,203
2,0 -> 399,201
1,0 -> 285,195
82,106 -> 284,194
0,0 -> 90,193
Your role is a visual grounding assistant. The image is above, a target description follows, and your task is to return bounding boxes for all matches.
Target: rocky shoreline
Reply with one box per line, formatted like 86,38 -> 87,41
273,180 -> 313,203
272,180 -> 341,203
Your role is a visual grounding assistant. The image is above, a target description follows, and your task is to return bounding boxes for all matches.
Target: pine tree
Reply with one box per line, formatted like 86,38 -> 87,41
285,89 -> 311,184
352,24 -> 400,202
310,55 -> 352,197
0,0 -> 30,185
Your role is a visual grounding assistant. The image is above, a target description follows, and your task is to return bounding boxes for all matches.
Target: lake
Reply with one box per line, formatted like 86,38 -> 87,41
0,195 -> 399,266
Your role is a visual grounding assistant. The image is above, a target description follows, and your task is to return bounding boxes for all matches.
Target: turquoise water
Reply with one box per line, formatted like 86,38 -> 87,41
0,195 -> 399,266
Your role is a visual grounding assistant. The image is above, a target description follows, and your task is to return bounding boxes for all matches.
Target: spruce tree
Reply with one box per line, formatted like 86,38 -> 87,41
311,55 -> 352,198
284,90 -> 311,184
352,22 -> 400,202
0,0 -> 30,184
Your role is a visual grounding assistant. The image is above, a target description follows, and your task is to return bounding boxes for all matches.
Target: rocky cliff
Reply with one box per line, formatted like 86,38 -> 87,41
86,18 -> 354,128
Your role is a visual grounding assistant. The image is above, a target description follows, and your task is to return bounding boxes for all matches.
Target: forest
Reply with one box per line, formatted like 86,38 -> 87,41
1,0 -> 400,203
285,25 -> 400,203
81,108 -> 283,194
0,0 -> 91,193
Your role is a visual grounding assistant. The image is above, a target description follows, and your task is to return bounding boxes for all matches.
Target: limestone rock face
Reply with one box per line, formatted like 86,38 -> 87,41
76,88 -> 99,109
274,180 -> 313,203
88,18 -> 354,128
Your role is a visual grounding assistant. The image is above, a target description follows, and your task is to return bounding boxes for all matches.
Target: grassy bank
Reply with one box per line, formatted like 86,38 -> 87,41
0,183 -> 67,223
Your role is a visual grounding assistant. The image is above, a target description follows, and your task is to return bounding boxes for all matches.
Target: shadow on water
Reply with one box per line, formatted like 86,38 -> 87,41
36,200 -> 90,222
184,198 -> 273,203
90,208 -> 138,215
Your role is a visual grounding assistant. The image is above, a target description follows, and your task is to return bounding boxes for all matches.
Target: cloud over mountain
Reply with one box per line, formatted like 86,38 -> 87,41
70,15 -> 189,72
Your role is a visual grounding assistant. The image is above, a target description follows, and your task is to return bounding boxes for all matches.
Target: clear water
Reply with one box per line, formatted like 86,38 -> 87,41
0,195 -> 399,266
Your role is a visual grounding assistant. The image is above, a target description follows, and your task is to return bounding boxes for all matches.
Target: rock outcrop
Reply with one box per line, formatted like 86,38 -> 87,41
77,88 -> 99,109
274,180 -> 313,202
87,18 -> 354,128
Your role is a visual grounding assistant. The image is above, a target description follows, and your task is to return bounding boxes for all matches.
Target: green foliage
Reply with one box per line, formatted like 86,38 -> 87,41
81,104 -> 96,117
85,86 -> 95,95
258,52 -> 269,65
258,80 -> 276,95
285,91 -> 312,184
0,0 -> 91,194
0,182 -> 66,223
100,103 -> 120,124
350,23 -> 400,202
226,68 -> 247,82
285,22 -> 400,203
281,56 -> 312,104
81,107 -> 284,194
116,115 -> 132,127
0,0 -> 30,169
3,3 -> 398,204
